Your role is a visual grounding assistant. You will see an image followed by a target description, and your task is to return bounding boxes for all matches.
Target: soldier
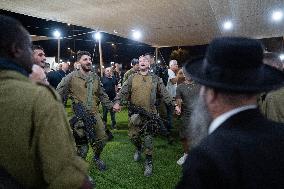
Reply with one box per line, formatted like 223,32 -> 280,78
0,15 -> 93,188
113,56 -> 177,177
122,58 -> 139,84
57,50 -> 115,171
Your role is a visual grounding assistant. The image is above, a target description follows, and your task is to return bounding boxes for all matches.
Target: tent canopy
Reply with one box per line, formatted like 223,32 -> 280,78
1,0 -> 284,47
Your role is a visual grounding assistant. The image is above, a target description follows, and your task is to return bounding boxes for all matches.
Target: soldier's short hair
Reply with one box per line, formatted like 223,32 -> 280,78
77,51 -> 91,61
32,45 -> 44,51
131,58 -> 139,66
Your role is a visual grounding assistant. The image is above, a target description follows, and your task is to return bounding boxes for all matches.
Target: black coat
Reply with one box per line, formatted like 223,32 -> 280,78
176,109 -> 284,189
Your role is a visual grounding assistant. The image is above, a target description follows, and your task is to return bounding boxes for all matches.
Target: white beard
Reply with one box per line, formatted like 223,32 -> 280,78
188,94 -> 213,147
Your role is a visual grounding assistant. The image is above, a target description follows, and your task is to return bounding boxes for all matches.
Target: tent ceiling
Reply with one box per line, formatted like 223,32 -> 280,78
1,0 -> 284,47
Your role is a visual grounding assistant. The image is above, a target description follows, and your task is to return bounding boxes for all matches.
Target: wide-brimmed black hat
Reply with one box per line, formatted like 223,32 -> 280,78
183,37 -> 284,92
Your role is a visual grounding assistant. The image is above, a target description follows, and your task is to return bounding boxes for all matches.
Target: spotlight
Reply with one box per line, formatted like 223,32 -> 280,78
132,30 -> 142,40
272,10 -> 283,22
92,32 -> 102,40
223,21 -> 233,30
53,30 -> 61,38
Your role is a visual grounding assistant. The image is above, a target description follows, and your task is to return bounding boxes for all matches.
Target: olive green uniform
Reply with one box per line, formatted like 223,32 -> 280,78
115,72 -> 175,155
0,70 -> 88,188
57,70 -> 113,158
122,68 -> 137,84
259,86 -> 284,123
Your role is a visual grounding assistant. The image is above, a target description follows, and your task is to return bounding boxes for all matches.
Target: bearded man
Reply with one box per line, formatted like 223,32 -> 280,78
176,37 -> 284,189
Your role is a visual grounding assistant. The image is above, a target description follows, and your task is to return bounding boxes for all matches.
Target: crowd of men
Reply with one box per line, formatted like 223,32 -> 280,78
1,14 -> 284,189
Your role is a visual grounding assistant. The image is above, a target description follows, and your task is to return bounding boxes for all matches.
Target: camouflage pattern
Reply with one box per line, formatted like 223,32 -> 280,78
115,72 -> 174,155
122,68 -> 137,84
0,70 -> 88,188
57,70 -> 113,156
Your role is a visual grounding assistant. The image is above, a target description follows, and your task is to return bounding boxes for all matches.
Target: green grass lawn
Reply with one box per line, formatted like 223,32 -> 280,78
66,101 -> 183,188
87,130 -> 183,189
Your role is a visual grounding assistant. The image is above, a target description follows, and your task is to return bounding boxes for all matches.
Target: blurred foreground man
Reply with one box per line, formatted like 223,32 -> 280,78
176,37 -> 284,189
0,15 -> 93,188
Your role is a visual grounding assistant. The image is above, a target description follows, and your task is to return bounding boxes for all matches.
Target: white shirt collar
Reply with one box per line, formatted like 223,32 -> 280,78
208,105 -> 257,134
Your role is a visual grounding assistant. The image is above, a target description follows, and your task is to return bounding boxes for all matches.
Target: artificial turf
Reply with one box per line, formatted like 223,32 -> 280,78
66,102 -> 183,188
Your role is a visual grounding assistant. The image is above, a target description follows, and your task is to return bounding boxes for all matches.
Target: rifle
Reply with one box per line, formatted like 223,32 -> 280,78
128,103 -> 168,136
69,101 -> 97,144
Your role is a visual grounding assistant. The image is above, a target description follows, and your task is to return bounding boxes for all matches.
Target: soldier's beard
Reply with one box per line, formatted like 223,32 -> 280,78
81,64 -> 92,72
189,93 -> 213,147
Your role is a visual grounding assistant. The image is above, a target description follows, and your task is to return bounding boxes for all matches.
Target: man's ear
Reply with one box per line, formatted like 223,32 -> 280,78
204,87 -> 218,105
10,42 -> 23,58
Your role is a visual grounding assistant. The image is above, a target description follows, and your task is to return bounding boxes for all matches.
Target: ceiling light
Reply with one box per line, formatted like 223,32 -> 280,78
223,21 -> 233,30
92,32 -> 102,40
53,30 -> 61,38
272,10 -> 283,22
132,30 -> 142,40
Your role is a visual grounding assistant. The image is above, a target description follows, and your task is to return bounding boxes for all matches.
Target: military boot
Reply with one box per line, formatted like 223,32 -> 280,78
144,158 -> 153,177
93,155 -> 107,171
133,150 -> 142,162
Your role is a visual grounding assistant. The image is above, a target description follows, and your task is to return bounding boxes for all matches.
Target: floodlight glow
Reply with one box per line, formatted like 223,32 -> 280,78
132,30 -> 142,40
272,10 -> 283,22
279,54 -> 284,61
53,30 -> 61,38
157,60 -> 161,63
94,32 -> 102,40
223,21 -> 233,30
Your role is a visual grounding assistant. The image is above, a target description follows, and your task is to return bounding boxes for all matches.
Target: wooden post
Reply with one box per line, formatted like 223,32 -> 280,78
57,38 -> 60,63
98,39 -> 104,77
155,47 -> 159,64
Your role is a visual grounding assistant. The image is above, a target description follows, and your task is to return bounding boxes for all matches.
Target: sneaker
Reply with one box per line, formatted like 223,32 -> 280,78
177,153 -> 188,165
144,160 -> 153,177
133,150 -> 142,162
93,157 -> 107,171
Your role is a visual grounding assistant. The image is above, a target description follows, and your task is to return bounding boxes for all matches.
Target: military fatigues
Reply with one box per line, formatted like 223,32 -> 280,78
116,72 -> 174,156
176,82 -> 200,140
122,68 -> 137,84
259,86 -> 284,123
0,70 -> 88,188
57,70 -> 113,158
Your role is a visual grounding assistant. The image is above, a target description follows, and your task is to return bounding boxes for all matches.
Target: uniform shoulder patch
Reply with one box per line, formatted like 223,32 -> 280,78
36,82 -> 61,101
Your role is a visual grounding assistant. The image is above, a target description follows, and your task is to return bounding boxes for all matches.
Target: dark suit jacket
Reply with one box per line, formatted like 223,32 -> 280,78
176,109 -> 284,189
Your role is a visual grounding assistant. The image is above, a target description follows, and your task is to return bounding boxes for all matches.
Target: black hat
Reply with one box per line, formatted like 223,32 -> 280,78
183,37 -> 284,92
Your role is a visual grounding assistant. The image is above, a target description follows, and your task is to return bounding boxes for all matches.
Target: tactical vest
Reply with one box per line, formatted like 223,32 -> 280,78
69,71 -> 99,112
128,73 -> 160,112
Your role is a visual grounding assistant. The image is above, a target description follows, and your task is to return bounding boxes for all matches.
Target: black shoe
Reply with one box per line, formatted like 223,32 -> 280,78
144,159 -> 153,177
93,157 -> 107,171
106,129 -> 114,141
